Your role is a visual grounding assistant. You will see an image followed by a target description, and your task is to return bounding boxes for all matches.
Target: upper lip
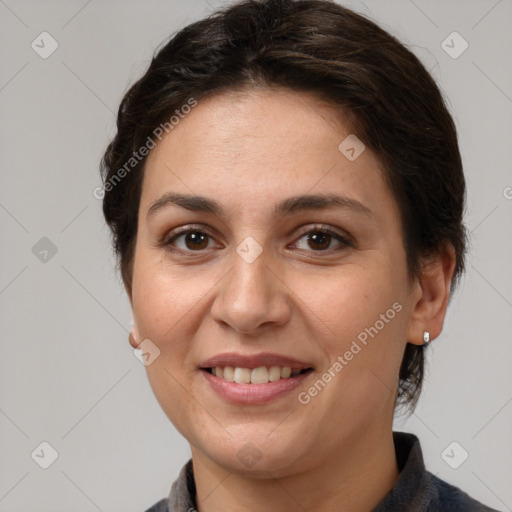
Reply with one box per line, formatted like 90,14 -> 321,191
199,352 -> 314,370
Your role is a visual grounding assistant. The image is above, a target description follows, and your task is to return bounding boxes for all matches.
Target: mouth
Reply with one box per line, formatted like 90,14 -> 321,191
198,352 -> 315,404
201,366 -> 314,384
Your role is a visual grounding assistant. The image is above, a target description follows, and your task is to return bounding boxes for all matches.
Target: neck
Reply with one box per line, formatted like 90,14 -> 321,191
190,424 -> 399,512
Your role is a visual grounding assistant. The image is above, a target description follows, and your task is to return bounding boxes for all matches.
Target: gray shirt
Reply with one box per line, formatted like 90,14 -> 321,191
145,431 -> 501,511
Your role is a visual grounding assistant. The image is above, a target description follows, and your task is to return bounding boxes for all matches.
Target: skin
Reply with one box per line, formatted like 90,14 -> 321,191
128,87 -> 455,512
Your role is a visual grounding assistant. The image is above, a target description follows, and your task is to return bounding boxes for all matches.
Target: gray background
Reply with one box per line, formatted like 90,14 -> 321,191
1,0 -> 511,510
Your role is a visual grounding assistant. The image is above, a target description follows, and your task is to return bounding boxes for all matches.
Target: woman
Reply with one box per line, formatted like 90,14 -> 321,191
99,0 -> 499,510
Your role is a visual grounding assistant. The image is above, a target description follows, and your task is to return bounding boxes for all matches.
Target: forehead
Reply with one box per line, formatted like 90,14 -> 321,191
140,87 -> 397,223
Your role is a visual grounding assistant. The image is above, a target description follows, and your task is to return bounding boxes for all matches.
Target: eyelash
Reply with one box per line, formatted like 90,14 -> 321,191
160,223 -> 353,256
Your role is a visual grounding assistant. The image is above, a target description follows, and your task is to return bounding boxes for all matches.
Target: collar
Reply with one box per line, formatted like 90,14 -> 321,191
371,431 -> 431,511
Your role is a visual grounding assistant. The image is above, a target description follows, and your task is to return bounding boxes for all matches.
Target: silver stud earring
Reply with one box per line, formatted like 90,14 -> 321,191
423,331 -> 430,345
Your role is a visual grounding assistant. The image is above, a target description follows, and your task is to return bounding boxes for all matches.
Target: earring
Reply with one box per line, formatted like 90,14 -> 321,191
423,331 -> 430,345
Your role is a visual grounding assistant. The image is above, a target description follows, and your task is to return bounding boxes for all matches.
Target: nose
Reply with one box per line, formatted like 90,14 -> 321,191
210,246 -> 292,334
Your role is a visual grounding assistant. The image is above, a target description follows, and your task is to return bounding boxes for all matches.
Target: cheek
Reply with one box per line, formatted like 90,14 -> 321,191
132,245 -> 205,334
291,261 -> 407,402
131,256 -> 208,433
291,258 -> 402,339
131,248 -> 230,398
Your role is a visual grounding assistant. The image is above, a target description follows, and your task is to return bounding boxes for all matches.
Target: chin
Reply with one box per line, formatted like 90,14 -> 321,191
192,427 -> 310,476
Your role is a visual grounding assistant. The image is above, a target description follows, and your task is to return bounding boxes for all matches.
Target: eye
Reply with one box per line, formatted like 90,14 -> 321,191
163,228 -> 215,252
292,224 -> 352,253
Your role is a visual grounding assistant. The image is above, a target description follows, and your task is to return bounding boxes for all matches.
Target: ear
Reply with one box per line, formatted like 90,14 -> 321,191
129,315 -> 141,349
406,243 -> 457,345
124,267 -> 138,348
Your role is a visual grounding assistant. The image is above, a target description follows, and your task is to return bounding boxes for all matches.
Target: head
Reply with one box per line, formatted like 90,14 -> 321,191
100,0 -> 466,474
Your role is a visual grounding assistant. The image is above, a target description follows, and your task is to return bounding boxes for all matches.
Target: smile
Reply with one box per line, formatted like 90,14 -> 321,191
203,366 -> 313,384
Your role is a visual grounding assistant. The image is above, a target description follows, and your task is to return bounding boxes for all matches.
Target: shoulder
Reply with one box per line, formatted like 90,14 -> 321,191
143,458 -> 196,512
375,432 -> 501,512
426,472 -> 502,512
144,497 -> 169,512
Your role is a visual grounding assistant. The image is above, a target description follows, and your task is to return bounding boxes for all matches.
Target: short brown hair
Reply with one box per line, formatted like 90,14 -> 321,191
100,0 -> 467,414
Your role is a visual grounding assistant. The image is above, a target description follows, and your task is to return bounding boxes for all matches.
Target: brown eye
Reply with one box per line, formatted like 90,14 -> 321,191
166,230 -> 212,251
183,232 -> 209,250
294,226 -> 351,253
306,231 -> 332,251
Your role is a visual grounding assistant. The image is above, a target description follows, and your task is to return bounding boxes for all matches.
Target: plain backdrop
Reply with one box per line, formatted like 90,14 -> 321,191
1,1 -> 511,511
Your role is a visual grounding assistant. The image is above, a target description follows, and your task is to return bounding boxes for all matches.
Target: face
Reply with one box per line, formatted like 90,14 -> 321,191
131,88 -> 420,476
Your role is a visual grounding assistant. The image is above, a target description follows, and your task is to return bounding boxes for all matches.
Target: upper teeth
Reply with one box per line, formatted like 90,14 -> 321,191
211,366 -> 304,384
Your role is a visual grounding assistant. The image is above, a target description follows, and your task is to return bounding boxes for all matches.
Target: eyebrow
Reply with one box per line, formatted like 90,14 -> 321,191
146,192 -> 374,219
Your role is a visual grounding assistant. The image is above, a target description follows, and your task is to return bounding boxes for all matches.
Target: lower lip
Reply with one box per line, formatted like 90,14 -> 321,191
201,369 -> 313,404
